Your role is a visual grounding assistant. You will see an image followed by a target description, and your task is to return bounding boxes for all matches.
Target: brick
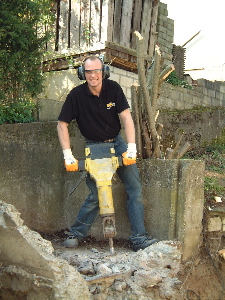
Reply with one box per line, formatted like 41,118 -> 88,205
208,217 -> 222,232
207,89 -> 216,98
220,85 -> 225,93
203,95 -> 211,105
196,79 -> 206,87
110,73 -> 120,83
215,92 -> 223,101
120,76 -> 134,88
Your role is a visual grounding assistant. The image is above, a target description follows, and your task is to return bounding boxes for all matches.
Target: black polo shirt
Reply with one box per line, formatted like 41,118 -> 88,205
58,79 -> 130,142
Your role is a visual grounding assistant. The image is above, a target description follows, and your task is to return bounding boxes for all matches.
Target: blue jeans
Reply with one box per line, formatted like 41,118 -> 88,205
69,134 -> 148,244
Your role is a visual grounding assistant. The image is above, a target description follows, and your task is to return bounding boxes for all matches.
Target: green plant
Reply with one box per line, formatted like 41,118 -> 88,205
0,99 -> 38,124
184,131 -> 225,204
0,0 -> 54,124
204,176 -> 225,194
166,71 -> 192,89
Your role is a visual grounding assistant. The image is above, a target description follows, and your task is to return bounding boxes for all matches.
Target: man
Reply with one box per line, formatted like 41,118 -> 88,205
57,55 -> 158,251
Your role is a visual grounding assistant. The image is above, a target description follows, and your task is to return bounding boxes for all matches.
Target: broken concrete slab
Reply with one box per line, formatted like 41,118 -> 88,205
0,201 -> 90,300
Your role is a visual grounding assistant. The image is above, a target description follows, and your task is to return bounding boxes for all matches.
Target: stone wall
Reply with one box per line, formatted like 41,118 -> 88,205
157,2 -> 174,64
39,67 -> 225,123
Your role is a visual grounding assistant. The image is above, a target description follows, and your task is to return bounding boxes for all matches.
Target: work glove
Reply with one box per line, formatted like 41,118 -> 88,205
122,143 -> 137,165
63,149 -> 78,172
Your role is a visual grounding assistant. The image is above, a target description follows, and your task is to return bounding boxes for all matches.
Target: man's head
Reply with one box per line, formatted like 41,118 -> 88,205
82,56 -> 103,89
78,56 -> 110,82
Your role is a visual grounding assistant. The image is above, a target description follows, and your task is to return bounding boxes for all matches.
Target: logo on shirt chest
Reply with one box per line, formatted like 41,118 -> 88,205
106,102 -> 115,109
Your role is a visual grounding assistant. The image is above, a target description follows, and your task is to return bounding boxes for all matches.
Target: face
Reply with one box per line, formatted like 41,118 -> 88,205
84,58 -> 103,89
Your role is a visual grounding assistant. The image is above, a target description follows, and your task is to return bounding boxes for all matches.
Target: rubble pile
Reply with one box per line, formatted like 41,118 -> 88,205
0,201 -> 187,299
54,240 -> 185,299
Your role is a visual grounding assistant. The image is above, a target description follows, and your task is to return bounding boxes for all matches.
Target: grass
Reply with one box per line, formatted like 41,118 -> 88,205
184,135 -> 225,206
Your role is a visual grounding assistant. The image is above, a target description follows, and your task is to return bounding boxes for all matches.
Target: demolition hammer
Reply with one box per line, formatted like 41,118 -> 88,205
69,143 -> 122,254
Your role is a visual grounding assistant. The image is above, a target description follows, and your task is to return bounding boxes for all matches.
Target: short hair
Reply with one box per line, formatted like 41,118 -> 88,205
83,56 -> 103,69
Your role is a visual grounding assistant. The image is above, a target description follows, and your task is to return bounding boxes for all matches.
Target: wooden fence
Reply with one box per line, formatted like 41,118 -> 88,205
48,0 -> 159,58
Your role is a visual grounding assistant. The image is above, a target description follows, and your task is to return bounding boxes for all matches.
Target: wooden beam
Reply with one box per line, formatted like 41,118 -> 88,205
105,41 -> 152,61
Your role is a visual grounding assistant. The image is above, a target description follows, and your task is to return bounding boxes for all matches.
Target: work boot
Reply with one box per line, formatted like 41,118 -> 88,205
131,237 -> 158,252
63,235 -> 79,248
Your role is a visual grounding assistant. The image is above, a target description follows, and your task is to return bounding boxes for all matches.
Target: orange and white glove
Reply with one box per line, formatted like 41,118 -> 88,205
63,149 -> 78,172
122,143 -> 137,165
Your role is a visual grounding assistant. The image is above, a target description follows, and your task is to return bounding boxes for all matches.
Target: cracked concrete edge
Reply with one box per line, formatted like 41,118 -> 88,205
0,200 -> 91,300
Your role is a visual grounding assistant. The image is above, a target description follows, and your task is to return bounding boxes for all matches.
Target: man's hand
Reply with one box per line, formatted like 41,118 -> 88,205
122,143 -> 137,165
63,149 -> 78,171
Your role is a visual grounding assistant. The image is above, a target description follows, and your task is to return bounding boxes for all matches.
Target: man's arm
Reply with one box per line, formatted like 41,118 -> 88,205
57,120 -> 71,150
57,120 -> 78,171
119,109 -> 137,165
119,108 -> 135,143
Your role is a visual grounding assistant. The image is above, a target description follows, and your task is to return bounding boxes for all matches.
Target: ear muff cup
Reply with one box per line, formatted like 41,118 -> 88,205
77,65 -> 110,80
77,66 -> 85,80
103,65 -> 110,79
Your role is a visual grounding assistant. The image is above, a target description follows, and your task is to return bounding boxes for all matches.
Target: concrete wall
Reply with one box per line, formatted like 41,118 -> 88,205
0,122 -> 204,260
158,108 -> 225,150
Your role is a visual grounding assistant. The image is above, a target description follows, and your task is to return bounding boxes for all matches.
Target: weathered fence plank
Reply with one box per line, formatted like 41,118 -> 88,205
141,0 -> 153,54
131,0 -> 143,49
107,0 -> 114,43
45,0 -> 159,65
70,0 -> 81,49
120,0 -> 134,48
148,0 -> 159,57
113,0 -> 123,44
80,0 -> 90,48
90,0 -> 101,45
100,0 -> 110,44
58,0 -> 69,51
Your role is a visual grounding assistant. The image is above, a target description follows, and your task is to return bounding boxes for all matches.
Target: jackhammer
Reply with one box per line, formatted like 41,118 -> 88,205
69,143 -> 122,254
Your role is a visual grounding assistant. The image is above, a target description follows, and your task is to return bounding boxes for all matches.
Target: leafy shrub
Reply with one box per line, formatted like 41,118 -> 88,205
166,71 -> 192,89
0,0 -> 54,124
0,99 -> 37,125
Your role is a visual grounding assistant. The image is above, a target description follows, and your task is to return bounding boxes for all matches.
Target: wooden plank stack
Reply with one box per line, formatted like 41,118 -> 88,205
47,0 -> 159,57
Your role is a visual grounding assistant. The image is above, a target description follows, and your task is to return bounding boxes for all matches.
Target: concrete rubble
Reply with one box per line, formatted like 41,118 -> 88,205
0,201 -> 187,299
0,201 -> 90,300
55,241 -> 184,299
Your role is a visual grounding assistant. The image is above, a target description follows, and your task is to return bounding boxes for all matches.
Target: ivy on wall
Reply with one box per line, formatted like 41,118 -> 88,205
0,0 -> 54,124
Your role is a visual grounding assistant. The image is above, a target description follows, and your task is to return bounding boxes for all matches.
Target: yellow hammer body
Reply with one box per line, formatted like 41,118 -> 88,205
85,155 -> 119,215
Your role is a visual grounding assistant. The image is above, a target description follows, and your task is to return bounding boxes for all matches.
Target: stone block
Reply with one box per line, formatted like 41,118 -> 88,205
215,91 -> 224,101
139,159 -> 205,261
207,89 -> 216,98
222,217 -> 225,231
38,98 -> 63,121
220,84 -> 225,94
208,217 -> 222,232
110,72 -> 120,83
119,75 -> 134,88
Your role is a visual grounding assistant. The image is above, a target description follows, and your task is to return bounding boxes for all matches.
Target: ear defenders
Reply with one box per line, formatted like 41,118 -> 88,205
77,64 -> 110,80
